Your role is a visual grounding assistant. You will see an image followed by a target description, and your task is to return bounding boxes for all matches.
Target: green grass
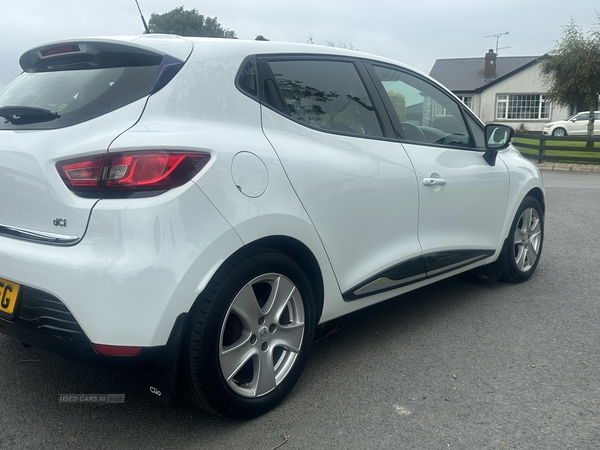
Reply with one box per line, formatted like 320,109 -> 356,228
513,136 -> 600,163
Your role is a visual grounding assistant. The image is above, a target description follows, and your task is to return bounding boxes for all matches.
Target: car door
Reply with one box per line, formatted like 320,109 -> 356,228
571,112 -> 600,135
367,63 -> 510,277
569,113 -> 589,135
258,56 -> 424,299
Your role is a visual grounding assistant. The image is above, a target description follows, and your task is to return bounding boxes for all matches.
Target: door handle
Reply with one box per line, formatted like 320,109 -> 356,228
422,177 -> 447,186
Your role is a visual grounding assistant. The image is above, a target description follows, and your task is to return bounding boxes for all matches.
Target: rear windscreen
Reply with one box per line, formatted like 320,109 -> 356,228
1,40 -> 186,130
0,64 -> 162,130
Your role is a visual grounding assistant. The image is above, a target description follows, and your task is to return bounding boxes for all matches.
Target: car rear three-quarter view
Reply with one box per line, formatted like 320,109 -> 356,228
0,35 -> 544,419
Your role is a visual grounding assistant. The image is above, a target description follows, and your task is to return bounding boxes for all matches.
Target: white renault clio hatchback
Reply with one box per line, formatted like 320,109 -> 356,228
0,35 -> 544,418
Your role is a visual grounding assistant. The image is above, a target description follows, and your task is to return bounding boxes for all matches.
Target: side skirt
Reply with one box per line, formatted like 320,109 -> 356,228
343,249 -> 494,301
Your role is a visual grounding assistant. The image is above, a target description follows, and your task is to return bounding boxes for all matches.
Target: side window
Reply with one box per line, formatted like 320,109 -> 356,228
265,59 -> 383,138
372,65 -> 473,148
237,59 -> 257,97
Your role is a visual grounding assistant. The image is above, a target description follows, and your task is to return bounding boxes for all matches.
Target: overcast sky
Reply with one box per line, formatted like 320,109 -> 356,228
1,1 -> 598,90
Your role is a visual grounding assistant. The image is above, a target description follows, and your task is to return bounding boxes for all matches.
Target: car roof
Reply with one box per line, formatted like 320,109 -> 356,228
22,34 -> 425,77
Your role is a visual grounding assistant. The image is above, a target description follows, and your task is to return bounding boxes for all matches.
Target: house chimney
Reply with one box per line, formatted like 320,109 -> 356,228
484,49 -> 496,79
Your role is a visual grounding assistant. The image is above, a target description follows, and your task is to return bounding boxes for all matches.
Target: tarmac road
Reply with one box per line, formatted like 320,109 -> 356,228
1,170 -> 599,450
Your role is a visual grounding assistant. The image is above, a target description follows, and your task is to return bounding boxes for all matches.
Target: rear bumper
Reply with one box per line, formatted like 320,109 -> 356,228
0,284 -> 186,373
1,285 -> 188,402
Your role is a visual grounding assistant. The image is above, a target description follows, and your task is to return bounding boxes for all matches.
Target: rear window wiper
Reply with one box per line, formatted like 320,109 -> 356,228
0,106 -> 60,124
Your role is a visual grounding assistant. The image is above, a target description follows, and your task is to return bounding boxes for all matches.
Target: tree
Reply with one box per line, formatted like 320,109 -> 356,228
540,15 -> 600,138
255,35 -> 269,41
306,32 -> 356,50
148,6 -> 236,38
387,91 -> 406,121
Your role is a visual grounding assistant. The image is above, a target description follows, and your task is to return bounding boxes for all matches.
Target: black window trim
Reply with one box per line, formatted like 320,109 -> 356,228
257,58 -> 291,116
363,61 -> 409,141
249,53 -> 398,142
234,53 -> 489,149
354,60 -> 395,138
234,55 -> 259,99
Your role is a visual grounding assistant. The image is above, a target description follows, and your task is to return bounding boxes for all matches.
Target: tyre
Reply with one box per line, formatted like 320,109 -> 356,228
180,248 -> 315,419
552,127 -> 567,137
500,196 -> 544,283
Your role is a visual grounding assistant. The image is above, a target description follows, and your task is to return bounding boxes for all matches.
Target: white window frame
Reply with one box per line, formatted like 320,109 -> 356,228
432,100 -> 447,117
495,94 -> 550,120
458,96 -> 472,110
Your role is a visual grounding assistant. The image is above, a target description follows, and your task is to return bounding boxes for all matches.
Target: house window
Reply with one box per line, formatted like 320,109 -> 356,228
432,101 -> 448,117
458,96 -> 472,110
496,94 -> 550,120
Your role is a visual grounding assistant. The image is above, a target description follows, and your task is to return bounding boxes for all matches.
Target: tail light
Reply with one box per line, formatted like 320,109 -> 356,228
57,151 -> 210,197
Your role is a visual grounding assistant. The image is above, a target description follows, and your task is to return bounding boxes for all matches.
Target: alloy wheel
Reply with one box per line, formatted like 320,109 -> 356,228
219,273 -> 305,398
513,207 -> 542,272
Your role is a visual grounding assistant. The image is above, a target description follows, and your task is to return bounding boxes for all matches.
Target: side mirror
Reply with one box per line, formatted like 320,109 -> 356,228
483,124 -> 514,166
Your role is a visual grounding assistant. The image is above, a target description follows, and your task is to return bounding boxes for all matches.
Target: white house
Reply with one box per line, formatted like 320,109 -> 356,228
429,50 -> 570,133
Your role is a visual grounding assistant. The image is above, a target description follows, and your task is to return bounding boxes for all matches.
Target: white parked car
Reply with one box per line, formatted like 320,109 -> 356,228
543,111 -> 600,137
0,35 -> 544,419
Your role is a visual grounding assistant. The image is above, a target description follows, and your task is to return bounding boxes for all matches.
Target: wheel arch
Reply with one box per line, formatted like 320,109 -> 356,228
242,235 -> 325,324
526,187 -> 545,214
183,235 -> 326,336
501,185 -> 545,248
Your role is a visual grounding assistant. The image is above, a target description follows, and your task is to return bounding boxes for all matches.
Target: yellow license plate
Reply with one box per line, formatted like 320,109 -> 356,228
0,277 -> 21,317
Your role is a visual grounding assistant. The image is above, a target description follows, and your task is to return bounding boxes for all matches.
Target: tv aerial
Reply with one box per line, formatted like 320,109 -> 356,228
485,31 -> 511,54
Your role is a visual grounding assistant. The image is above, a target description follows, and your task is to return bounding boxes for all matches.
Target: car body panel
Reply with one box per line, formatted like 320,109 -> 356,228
0,37 -> 545,400
262,108 -> 421,294
0,100 -> 147,240
0,183 -> 242,346
107,47 -> 345,327
401,143 -> 510,254
495,145 -> 546,251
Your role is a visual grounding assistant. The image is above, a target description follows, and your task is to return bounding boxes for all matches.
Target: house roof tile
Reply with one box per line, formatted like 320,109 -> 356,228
429,55 -> 541,93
